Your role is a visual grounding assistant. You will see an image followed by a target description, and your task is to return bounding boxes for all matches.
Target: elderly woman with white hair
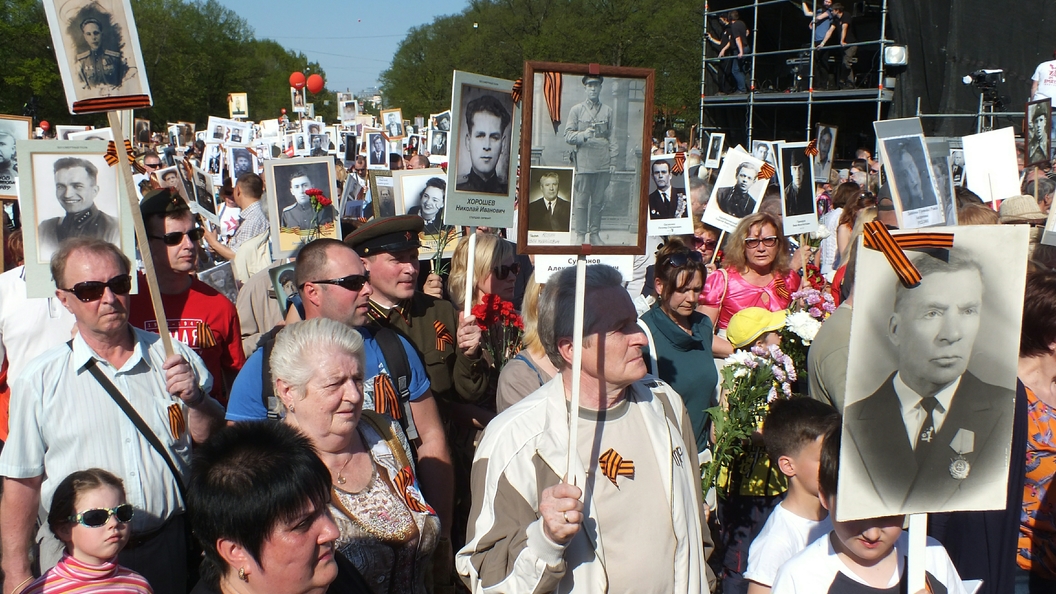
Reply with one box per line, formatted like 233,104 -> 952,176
271,318 -> 440,594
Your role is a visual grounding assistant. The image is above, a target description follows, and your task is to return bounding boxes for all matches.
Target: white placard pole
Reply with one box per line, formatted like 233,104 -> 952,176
907,513 -> 927,592
565,256 -> 587,484
464,228 -> 477,318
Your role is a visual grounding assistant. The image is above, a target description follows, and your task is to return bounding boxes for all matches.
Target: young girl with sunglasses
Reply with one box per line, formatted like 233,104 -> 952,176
21,469 -> 152,594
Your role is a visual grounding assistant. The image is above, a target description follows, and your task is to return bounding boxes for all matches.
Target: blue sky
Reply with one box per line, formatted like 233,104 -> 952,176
214,0 -> 469,96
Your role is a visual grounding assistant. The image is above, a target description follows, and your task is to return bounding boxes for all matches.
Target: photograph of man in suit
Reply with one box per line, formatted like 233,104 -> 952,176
814,125 -> 834,179
715,161 -> 759,218
456,94 -> 511,194
783,150 -> 814,217
368,134 -> 386,167
385,113 -> 403,138
431,131 -> 448,156
648,160 -> 687,220
844,251 -> 1013,512
38,157 -> 119,260
527,172 -> 571,232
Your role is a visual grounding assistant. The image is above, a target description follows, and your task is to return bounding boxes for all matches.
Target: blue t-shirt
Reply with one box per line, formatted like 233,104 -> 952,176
813,8 -> 833,43
225,327 -> 430,421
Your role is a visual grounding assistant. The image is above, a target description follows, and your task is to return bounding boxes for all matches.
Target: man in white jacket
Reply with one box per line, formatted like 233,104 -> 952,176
457,264 -> 715,593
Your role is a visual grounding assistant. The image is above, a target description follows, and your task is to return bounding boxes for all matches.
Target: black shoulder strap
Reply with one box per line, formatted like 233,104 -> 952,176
370,325 -> 418,441
71,342 -> 187,503
257,325 -> 284,420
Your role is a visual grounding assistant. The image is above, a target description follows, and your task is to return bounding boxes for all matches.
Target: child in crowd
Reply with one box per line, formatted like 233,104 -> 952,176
22,469 -> 153,594
727,307 -> 786,351
745,398 -> 839,594
771,423 -> 967,594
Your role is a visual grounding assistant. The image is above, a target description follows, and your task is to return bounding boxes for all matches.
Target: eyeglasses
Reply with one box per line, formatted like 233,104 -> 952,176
301,273 -> 370,292
492,262 -> 521,281
693,236 -> 718,250
149,228 -> 205,246
60,275 -> 132,302
69,503 -> 134,528
666,251 -> 704,268
744,236 -> 779,249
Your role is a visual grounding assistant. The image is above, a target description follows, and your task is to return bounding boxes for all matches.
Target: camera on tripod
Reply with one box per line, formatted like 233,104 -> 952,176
962,69 -> 1005,106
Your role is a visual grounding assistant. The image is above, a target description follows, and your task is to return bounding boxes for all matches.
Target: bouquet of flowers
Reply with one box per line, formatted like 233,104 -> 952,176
703,344 -> 797,497
300,188 -> 334,240
778,287 -> 836,382
471,294 -> 524,370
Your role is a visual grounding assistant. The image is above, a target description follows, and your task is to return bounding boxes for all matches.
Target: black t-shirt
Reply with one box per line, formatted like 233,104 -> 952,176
829,12 -> 856,44
729,20 -> 749,53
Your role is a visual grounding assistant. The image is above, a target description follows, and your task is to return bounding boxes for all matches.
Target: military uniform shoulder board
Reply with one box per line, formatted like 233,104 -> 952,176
104,49 -> 122,57
76,51 -> 90,60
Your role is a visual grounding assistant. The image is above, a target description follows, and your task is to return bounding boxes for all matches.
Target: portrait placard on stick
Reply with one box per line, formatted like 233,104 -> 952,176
701,146 -> 767,233
778,141 -> 818,235
925,138 -> 958,227
646,154 -> 692,237
813,124 -> 837,183
228,92 -> 248,119
445,71 -> 521,229
877,134 -> 945,228
264,157 -> 337,258
1025,98 -> 1052,169
0,115 -> 32,199
704,133 -> 724,169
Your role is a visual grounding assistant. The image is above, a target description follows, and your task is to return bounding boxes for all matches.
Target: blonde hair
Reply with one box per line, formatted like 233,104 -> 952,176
521,275 -> 544,352
837,206 -> 877,270
722,212 -> 791,274
958,204 -> 999,225
448,233 -> 515,310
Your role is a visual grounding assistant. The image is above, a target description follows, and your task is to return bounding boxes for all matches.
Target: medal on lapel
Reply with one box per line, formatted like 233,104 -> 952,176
948,428 -> 974,480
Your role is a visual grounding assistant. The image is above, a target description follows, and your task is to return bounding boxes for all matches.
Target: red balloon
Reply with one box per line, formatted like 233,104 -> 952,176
40,120 -> 50,131
289,72 -> 306,90
281,108 -> 287,115
306,74 -> 325,94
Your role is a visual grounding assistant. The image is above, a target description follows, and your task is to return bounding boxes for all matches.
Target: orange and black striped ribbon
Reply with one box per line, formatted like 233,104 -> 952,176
393,466 -> 432,514
598,448 -> 634,487
511,78 -> 523,105
196,322 -> 217,349
773,274 -> 790,300
104,141 -> 120,166
72,95 -> 152,114
759,162 -> 777,179
804,138 -> 819,157
434,320 -> 455,351
167,403 -> 186,440
543,71 -> 562,133
671,151 -> 686,175
861,221 -> 953,288
373,373 -> 402,419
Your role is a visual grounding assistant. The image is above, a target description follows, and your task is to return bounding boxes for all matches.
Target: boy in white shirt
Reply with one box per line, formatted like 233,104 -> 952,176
771,423 -> 968,594
746,398 -> 839,594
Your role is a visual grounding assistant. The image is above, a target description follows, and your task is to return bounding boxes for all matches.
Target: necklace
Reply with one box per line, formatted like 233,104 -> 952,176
332,455 -> 354,485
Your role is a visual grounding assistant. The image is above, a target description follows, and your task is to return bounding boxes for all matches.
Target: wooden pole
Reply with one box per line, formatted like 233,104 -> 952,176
108,111 -> 174,357
565,255 -> 587,485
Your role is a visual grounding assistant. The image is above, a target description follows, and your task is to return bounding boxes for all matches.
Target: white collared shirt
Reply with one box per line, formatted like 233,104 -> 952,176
0,266 -> 76,381
893,373 -> 961,450
0,327 -> 212,531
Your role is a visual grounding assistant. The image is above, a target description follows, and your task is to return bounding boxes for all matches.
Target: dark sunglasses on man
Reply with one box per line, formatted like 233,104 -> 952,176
149,228 -> 206,246
143,160 -> 162,169
493,262 -> 521,281
300,272 -> 370,292
59,274 -> 133,302
744,236 -> 779,249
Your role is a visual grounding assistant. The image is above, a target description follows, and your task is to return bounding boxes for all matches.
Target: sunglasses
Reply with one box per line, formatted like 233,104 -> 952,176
60,274 -> 132,302
302,273 -> 370,292
666,251 -> 705,268
693,236 -> 718,250
149,228 -> 206,246
69,503 -> 134,528
143,162 -> 162,169
744,236 -> 779,249
492,262 -> 521,281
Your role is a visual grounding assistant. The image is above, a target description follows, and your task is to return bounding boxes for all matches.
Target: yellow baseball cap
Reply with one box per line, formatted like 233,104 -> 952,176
727,307 -> 787,349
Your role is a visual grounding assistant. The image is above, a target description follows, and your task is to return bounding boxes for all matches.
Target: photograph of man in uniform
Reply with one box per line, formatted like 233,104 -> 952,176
72,15 -> 127,91
229,93 -> 247,118
37,157 -> 119,260
456,93 -> 512,194
368,133 -> 386,167
715,161 -> 759,218
309,134 -> 327,157
527,171 -> 572,232
1026,100 -> 1051,168
279,167 -> 333,229
782,148 -> 814,217
431,131 -> 448,156
648,159 -> 687,220
843,250 -> 1014,513
883,136 -> 939,213
406,177 -> 447,235
565,75 -> 616,243
158,167 -> 179,189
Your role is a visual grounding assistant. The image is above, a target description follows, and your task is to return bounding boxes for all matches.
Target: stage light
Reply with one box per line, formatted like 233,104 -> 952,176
883,46 -> 908,67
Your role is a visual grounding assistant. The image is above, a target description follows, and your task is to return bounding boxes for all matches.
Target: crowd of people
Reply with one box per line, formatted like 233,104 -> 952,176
2,103 -> 1056,594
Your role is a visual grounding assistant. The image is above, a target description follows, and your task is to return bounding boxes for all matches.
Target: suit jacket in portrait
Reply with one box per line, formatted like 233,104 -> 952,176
715,186 -> 757,218
527,197 -> 571,232
649,188 -> 687,220
784,184 -> 814,217
844,371 -> 1014,514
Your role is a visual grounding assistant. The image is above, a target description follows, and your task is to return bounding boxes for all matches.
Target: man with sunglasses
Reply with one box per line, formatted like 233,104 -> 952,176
37,157 -> 120,261
0,237 -> 223,594
129,189 -> 246,405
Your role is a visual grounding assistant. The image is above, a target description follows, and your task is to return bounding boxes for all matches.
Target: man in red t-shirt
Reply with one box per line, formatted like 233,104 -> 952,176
129,189 -> 246,404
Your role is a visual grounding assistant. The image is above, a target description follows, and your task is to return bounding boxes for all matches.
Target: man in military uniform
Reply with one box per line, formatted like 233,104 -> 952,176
455,95 -> 511,194
280,169 -> 332,229
75,18 -> 127,91
565,75 -> 617,244
38,157 -> 119,261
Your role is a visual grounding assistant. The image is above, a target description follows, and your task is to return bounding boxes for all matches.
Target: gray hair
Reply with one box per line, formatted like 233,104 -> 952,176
539,264 -> 625,370
269,318 -> 365,398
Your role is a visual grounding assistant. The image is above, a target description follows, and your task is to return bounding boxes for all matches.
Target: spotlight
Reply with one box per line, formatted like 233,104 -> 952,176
883,45 -> 908,67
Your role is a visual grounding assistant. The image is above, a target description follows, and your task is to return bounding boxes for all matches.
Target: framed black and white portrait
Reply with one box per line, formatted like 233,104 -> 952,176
153,165 -> 182,193
751,140 -> 780,188
16,139 -> 135,296
704,132 -> 724,169
393,168 -> 458,258
926,138 -> 958,227
189,161 -> 217,220
0,115 -> 32,199
813,124 -> 837,183
67,127 -> 113,142
368,170 -> 395,219
366,132 -> 387,170
431,110 -> 451,132
525,167 -> 575,245
265,157 -> 338,257
201,142 -> 223,178
838,225 -> 1027,521
342,132 -> 358,162
516,62 -> 653,255
291,87 -> 306,113
950,148 -> 965,187
339,98 -> 358,122
447,71 -> 521,229
646,155 -> 692,236
175,121 -> 195,146
701,146 -> 768,233
269,262 -> 298,317
133,117 -> 149,145
380,108 -> 404,140
42,0 -> 152,113
307,134 -> 328,157
778,141 -> 818,235
663,137 -> 677,155
226,146 -> 257,182
55,125 -> 90,141
198,261 -> 237,304
290,132 -> 309,157
878,134 -> 944,228
1025,98 -> 1052,169
228,92 -> 248,119
429,130 -> 448,163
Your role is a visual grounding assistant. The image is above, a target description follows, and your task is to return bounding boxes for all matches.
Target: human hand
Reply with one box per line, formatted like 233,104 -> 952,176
163,354 -> 202,405
457,314 -> 481,357
539,482 -> 583,545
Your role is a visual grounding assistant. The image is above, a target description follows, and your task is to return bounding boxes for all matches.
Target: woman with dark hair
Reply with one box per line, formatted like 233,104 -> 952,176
698,211 -> 807,357
833,181 -> 867,265
407,177 -> 447,234
639,238 -> 717,452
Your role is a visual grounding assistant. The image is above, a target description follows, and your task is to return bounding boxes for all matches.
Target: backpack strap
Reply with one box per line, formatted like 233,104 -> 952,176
257,325 -> 284,420
512,351 -> 545,385
369,325 -> 419,442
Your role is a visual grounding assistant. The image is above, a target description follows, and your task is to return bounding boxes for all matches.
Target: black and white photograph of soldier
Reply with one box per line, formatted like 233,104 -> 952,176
309,134 -> 327,156
1025,99 -> 1052,168
701,147 -> 768,233
839,227 -> 1025,520
716,161 -> 760,218
154,165 -> 181,190
454,88 -> 513,195
881,134 -> 940,213
431,130 -> 448,157
813,124 -> 837,181
382,109 -> 404,139
228,147 -> 254,180
228,92 -> 247,118
563,74 -> 616,243
704,132 -> 724,168
781,145 -> 815,217
272,162 -> 334,229
67,5 -> 127,90
33,154 -> 120,261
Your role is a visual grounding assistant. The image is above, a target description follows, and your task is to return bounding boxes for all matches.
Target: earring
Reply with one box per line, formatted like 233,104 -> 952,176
288,402 -> 295,413
238,567 -> 248,582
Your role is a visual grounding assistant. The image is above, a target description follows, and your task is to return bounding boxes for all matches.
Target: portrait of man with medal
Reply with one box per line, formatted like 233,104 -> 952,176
840,246 -> 1017,517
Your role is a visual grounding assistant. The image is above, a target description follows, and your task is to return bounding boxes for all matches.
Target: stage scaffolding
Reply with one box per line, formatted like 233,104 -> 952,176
698,0 -> 895,145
